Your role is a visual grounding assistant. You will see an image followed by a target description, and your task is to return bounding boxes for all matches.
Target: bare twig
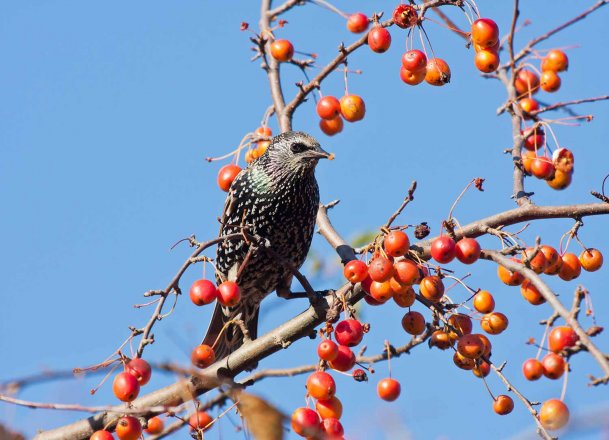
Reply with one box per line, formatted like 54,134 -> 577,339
531,95 -> 609,115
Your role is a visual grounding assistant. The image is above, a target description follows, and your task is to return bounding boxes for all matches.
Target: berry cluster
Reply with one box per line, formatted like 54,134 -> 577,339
91,358 -> 162,439
189,278 -> 242,368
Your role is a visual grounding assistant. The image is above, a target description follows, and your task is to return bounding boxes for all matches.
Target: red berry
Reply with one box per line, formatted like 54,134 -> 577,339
334,319 -> 364,347
317,339 -> 339,361
306,371 -> 336,400
116,416 -> 142,440
542,353 -> 566,379
346,13 -> 369,33
368,256 -> 394,282
217,281 -> 241,307
188,411 -> 213,431
400,67 -> 426,86
522,358 -> 544,381
383,230 -> 410,257
455,238 -> 481,264
402,50 -> 427,72
522,127 -> 545,151
343,260 -> 368,283
125,357 -> 152,386
377,378 -> 401,401
217,164 -> 241,192
191,344 -> 216,368
291,407 -> 321,437
430,236 -> 456,264
113,372 -> 140,402
515,69 -> 540,95
90,431 -> 114,440
392,4 -> 417,29
548,326 -> 579,353
328,345 -> 356,372
189,279 -> 217,306
471,18 -> 499,49
531,157 -> 555,179
368,26 -> 392,53
316,96 -> 341,120
322,417 -> 344,437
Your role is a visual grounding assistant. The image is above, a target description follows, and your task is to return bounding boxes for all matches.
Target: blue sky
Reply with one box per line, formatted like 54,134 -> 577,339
1,1 -> 608,439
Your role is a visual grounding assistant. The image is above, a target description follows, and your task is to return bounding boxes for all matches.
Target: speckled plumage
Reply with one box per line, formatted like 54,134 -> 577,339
203,131 -> 330,359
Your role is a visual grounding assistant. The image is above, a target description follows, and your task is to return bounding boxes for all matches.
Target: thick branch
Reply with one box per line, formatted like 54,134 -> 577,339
414,202 -> 609,258
33,283 -> 361,440
259,0 -> 291,132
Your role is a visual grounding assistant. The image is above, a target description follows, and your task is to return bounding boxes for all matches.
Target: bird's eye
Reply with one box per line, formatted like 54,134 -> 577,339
290,142 -> 308,154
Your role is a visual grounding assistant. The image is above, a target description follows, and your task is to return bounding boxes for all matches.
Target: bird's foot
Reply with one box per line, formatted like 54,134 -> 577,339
276,288 -> 331,304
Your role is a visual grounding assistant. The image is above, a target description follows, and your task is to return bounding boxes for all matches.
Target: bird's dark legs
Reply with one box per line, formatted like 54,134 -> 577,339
276,288 -> 334,304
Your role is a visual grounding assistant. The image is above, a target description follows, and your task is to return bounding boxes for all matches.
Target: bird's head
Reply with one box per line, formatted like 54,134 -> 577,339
261,131 -> 333,175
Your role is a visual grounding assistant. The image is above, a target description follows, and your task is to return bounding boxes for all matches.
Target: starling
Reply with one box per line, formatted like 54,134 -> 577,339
203,131 -> 332,359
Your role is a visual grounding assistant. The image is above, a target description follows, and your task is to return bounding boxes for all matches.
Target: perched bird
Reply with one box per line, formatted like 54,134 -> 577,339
203,131 -> 332,359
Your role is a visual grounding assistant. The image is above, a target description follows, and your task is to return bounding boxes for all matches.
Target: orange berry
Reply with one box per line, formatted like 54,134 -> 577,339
481,312 -> 508,335
519,97 -> 539,118
579,248 -> 603,272
430,330 -> 453,350
319,115 -> 343,136
520,279 -> 545,305
425,58 -> 451,86
539,399 -> 570,430
558,253 -> 581,281
401,311 -> 426,335
270,39 -> 294,62
116,416 -> 142,440
541,245 -> 562,275
541,50 -> 569,72
316,396 -> 343,419
377,378 -> 401,401
339,95 -> 366,122
145,416 -> 164,435
457,334 -> 485,359
540,70 -> 561,92
497,258 -> 524,286
473,290 -> 495,313
493,395 -> 514,415
521,247 -> 548,273
393,285 -> 416,307
474,49 -> 500,73
419,275 -> 444,302
306,371 -> 336,400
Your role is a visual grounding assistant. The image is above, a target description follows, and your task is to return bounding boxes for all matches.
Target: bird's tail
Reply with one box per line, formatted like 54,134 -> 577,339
202,299 -> 260,361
